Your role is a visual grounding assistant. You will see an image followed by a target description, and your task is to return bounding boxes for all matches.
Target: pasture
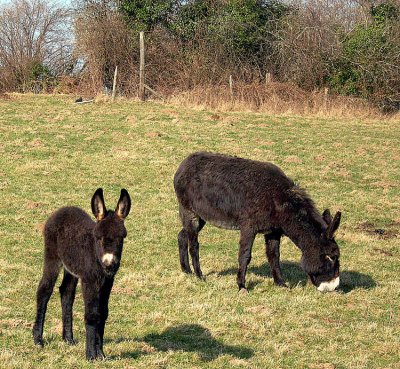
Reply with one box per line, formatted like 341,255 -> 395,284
0,94 -> 399,368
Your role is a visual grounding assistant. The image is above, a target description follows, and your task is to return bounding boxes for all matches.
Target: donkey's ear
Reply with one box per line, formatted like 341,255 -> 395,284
326,211 -> 341,239
91,188 -> 106,221
115,189 -> 131,220
322,209 -> 332,225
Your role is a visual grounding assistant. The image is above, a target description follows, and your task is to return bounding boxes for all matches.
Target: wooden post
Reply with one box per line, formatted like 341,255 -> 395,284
111,65 -> 118,101
139,31 -> 145,101
266,72 -> 272,84
229,75 -> 233,99
323,87 -> 329,111
144,84 -> 164,101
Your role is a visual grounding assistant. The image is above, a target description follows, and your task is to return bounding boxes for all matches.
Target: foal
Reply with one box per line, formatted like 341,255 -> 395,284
33,188 -> 131,360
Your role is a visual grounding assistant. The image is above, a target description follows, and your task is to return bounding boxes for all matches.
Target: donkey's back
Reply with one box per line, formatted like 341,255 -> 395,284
174,151 -> 295,230
43,206 -> 96,277
44,207 -> 95,251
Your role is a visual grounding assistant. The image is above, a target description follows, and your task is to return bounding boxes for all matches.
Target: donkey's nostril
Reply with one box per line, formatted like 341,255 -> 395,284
101,253 -> 115,266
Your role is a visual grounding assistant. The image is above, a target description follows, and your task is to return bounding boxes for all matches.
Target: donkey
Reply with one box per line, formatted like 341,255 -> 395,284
174,152 -> 342,293
33,188 -> 131,360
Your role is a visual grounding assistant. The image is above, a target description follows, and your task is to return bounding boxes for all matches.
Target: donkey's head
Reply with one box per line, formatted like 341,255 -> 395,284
91,188 -> 131,277
302,210 -> 341,292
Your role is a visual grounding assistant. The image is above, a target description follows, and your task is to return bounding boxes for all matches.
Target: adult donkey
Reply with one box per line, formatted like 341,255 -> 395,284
33,188 -> 131,360
174,152 -> 341,293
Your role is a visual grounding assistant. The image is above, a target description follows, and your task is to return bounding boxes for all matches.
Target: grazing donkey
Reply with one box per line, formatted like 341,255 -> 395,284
174,152 -> 342,293
33,188 -> 131,360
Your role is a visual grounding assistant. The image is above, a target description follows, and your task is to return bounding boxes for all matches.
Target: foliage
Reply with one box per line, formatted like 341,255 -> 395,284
328,1 -> 400,109
117,0 -> 289,82
2,0 -> 400,110
117,0 -> 177,31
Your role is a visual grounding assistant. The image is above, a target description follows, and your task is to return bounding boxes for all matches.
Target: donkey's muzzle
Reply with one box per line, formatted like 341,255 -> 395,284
317,276 -> 340,292
101,253 -> 119,276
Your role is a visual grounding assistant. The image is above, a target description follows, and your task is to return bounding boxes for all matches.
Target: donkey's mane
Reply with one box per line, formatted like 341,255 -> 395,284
287,185 -> 326,229
287,185 -> 315,208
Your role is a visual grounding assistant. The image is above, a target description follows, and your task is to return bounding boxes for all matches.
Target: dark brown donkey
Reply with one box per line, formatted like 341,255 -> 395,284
174,152 -> 341,293
33,188 -> 131,360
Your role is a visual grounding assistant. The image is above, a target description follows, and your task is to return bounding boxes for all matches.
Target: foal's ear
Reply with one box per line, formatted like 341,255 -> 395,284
326,211 -> 341,239
91,188 -> 106,221
322,209 -> 332,225
115,189 -> 131,220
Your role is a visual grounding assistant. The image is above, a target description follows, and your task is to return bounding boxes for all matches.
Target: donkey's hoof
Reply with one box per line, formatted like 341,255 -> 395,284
34,340 -> 44,348
64,337 -> 77,345
33,336 -> 44,348
86,353 -> 96,361
239,288 -> 249,294
195,271 -> 204,280
96,349 -> 106,360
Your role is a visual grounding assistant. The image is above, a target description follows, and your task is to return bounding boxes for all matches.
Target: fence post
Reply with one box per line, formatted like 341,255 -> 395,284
139,31 -> 145,101
229,75 -> 233,99
112,65 -> 118,101
266,72 -> 272,84
323,87 -> 329,111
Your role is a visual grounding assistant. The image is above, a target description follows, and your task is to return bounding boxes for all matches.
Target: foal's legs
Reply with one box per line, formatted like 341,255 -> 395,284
178,206 -> 205,278
264,231 -> 286,287
97,277 -> 114,358
33,254 -> 61,346
82,280 -> 101,360
237,228 -> 256,292
59,269 -> 78,344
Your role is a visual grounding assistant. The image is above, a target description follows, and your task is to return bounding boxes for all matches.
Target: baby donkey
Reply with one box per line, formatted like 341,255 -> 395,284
33,188 -> 131,360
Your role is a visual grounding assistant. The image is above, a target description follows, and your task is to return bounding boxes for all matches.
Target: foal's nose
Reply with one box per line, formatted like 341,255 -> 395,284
101,253 -> 117,267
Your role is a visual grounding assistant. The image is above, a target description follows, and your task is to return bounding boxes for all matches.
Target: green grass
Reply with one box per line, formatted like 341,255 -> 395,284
0,94 -> 399,369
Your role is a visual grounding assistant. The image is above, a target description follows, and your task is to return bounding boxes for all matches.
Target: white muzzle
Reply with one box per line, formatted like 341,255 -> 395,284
317,276 -> 340,292
101,253 -> 116,266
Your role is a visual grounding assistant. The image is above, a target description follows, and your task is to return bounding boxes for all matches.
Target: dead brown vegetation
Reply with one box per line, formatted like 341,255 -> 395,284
167,82 -> 381,118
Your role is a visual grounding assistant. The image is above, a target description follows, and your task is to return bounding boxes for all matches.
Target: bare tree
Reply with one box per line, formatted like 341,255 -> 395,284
73,0 -> 137,94
0,0 -> 72,92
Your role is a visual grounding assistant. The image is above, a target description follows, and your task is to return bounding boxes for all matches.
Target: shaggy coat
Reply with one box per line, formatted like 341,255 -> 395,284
174,152 -> 341,292
33,188 -> 131,360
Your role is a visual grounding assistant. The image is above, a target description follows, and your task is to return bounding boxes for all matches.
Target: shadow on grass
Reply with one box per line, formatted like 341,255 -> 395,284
215,261 -> 307,288
107,324 -> 253,361
141,324 -> 253,362
339,270 -> 376,293
216,261 -> 376,293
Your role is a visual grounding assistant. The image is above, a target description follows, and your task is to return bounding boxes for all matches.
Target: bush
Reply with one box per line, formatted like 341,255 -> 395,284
329,2 -> 400,110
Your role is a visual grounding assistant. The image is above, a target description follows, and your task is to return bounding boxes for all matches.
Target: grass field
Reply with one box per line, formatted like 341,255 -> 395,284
0,94 -> 399,369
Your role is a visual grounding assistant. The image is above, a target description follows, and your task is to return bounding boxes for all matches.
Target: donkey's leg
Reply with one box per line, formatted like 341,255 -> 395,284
264,231 -> 287,287
188,227 -> 202,278
237,228 -> 256,292
187,217 -> 205,279
179,205 -> 205,278
33,256 -> 61,347
82,280 -> 102,360
59,269 -> 78,344
178,229 -> 191,273
97,277 -> 114,358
